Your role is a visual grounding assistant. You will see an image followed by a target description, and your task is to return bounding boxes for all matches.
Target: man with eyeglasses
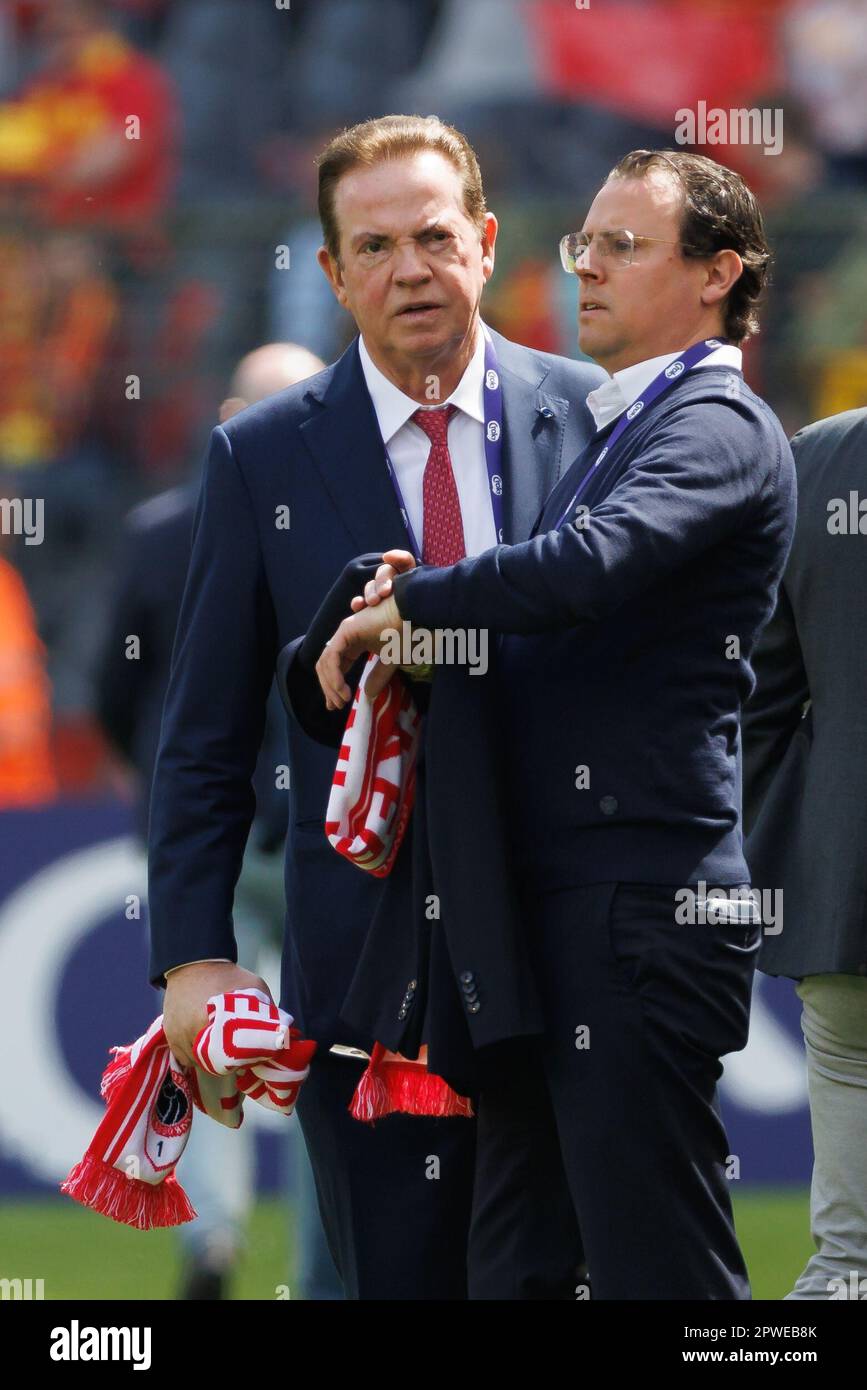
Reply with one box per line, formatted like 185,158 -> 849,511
317,150 -> 797,1299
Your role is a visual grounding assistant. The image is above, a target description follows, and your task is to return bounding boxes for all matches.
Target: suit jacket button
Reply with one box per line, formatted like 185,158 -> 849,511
468,1001 -> 481,1014
459,971 -> 474,986
407,979 -> 418,991
398,1006 -> 408,1020
599,795 -> 618,815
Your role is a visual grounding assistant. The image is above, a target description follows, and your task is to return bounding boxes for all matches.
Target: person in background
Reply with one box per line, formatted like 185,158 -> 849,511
0,0 -> 176,234
743,407 -> 867,1300
0,544 -> 57,807
95,341 -> 340,1301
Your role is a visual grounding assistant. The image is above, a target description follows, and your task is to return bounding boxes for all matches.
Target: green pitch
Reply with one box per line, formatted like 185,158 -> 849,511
0,1189 -> 814,1300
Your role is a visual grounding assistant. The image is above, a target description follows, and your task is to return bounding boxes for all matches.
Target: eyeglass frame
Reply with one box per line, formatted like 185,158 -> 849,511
559,228 -> 704,273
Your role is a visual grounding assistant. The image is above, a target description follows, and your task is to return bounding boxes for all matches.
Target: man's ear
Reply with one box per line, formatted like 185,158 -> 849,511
219,396 -> 247,424
700,248 -> 743,311
317,245 -> 350,309
480,211 -> 498,283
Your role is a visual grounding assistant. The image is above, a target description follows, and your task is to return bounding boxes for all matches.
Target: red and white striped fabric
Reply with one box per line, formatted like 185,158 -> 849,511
323,659 -> 475,1122
192,989 -> 311,1114
61,989 -> 316,1229
351,1043 -> 474,1123
325,654 -> 420,876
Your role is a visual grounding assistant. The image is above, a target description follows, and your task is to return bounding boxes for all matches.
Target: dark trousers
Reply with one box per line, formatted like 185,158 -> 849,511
296,1049 -> 477,1299
469,881 -> 760,1300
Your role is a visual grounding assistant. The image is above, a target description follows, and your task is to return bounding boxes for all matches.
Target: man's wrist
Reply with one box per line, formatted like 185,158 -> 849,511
164,958 -> 233,977
379,593 -> 402,628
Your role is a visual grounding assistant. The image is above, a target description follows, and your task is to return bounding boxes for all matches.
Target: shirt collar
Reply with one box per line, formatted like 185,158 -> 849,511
358,326 -> 486,445
586,343 -> 743,432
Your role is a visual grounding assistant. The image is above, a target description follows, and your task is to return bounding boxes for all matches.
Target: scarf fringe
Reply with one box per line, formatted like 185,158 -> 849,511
100,1044 -> 133,1103
60,1153 -> 197,1230
350,1054 -> 474,1122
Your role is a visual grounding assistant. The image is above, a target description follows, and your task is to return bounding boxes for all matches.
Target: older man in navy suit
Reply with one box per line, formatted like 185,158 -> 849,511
147,114 -> 603,1300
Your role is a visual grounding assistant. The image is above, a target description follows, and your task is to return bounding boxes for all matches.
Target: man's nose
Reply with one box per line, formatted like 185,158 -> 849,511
392,242 -> 432,283
576,252 -> 604,284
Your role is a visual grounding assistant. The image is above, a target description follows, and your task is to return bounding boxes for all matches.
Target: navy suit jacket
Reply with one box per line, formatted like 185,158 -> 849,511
147,328 -> 604,1046
95,483 -> 288,850
393,367 -> 797,899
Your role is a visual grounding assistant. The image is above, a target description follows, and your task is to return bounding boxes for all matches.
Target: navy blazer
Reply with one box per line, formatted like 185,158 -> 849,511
147,329 -> 604,1045
393,367 -> 798,898
95,483 -> 288,851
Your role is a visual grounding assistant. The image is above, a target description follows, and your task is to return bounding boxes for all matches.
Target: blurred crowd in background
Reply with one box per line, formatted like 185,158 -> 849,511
0,0 -> 866,804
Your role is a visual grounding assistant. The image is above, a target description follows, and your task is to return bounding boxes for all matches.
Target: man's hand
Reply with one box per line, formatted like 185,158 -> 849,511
163,961 -> 274,1068
350,550 -> 416,612
316,594 -> 403,710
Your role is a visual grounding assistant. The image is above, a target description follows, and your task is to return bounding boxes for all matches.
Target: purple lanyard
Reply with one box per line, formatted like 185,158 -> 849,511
554,338 -> 728,530
383,323 -> 505,560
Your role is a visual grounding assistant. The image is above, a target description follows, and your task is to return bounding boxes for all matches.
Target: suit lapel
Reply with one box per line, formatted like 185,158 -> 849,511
536,422 -> 613,533
491,331 -> 569,544
298,339 -> 414,554
299,330 -> 576,553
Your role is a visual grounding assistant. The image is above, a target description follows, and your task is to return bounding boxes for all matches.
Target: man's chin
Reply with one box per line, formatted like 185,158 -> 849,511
394,311 -> 448,336
391,316 -> 459,355
577,324 -> 617,368
577,323 -> 602,355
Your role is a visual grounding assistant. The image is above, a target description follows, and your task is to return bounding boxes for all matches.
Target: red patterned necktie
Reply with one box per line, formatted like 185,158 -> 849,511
412,404 -> 466,566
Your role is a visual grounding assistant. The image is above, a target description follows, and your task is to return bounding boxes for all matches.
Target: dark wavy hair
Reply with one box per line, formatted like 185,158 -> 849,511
607,149 -> 771,343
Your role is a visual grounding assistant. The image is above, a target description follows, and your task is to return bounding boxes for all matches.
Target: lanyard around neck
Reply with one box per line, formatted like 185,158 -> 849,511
554,338 -> 729,530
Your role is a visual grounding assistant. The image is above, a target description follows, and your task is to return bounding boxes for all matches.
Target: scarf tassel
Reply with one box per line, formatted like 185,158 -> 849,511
349,1043 -> 474,1122
99,1043 -> 135,1102
60,1154 -> 197,1230
61,1036 -> 197,1228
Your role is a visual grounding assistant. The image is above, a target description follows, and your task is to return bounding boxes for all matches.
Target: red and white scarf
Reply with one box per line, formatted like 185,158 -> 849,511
325,655 -> 474,1123
325,654 -> 420,876
61,989 -> 316,1229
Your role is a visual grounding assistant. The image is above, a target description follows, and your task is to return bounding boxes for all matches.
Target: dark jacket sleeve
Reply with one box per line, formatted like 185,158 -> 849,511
741,579 -> 810,837
94,526 -> 149,765
147,427 -> 278,987
276,554 -> 383,749
393,402 -> 785,634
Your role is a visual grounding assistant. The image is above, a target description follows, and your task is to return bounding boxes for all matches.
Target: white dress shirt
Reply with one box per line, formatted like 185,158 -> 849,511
358,328 -> 498,557
586,344 -> 743,432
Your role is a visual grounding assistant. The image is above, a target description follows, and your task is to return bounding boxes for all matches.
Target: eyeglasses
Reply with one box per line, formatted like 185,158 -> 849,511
559,228 -> 688,272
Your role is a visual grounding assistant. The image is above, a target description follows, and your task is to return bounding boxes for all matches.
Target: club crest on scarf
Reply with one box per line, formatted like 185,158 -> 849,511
61,990 -> 316,1229
152,1069 -> 192,1136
